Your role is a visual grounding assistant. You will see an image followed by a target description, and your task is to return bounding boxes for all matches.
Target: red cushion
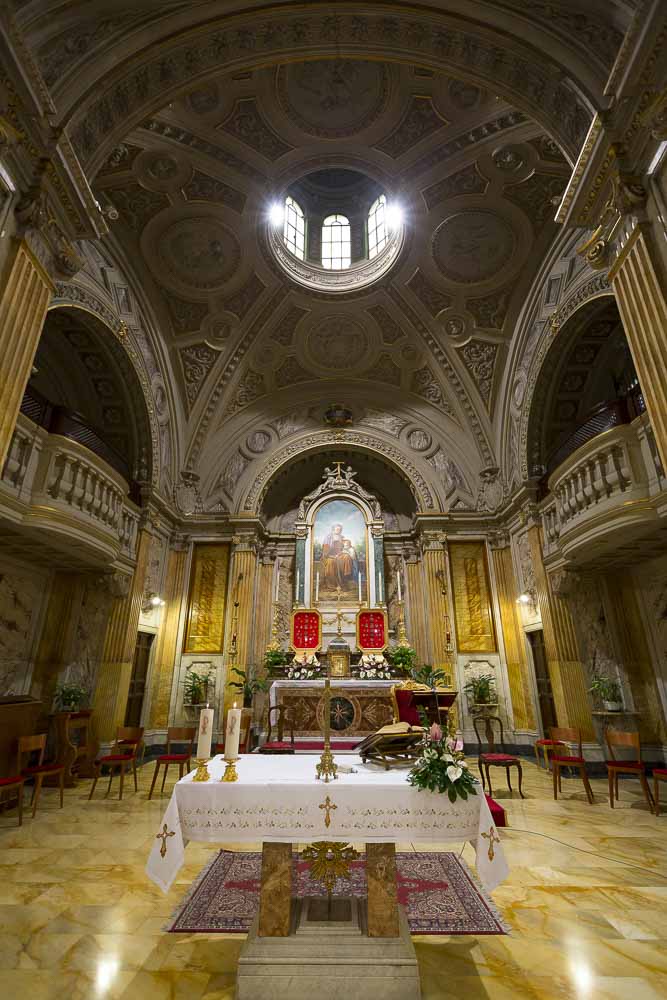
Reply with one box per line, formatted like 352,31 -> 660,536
395,689 -> 420,727
481,753 -> 518,763
653,768 -> 667,776
22,763 -> 63,774
96,754 -> 134,763
551,755 -> 584,764
0,775 -> 23,786
535,739 -> 566,746
606,760 -> 644,769
157,754 -> 189,762
262,741 -> 293,750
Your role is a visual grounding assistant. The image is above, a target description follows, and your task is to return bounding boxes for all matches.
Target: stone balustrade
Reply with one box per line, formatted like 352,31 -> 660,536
0,413 -> 140,570
540,414 -> 667,566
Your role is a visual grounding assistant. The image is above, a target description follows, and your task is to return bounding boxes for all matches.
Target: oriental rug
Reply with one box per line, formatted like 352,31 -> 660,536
169,850 -> 507,936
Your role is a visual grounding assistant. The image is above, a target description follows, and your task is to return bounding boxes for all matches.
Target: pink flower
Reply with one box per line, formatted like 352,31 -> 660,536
429,723 -> 443,743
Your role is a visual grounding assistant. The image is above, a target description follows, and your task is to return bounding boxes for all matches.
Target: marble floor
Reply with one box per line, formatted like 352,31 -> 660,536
0,759 -> 665,1000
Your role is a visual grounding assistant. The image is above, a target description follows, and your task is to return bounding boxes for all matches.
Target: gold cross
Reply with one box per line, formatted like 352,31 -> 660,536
156,824 -> 176,859
319,795 -> 337,828
481,825 -> 500,862
333,462 -> 345,477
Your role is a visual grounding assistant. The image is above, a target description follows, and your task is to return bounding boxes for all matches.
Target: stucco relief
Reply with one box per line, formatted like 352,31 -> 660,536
433,211 -> 516,284
305,315 -> 370,372
276,60 -> 390,137
376,95 -> 446,158
156,217 -> 241,291
179,344 -> 220,408
458,340 -> 499,406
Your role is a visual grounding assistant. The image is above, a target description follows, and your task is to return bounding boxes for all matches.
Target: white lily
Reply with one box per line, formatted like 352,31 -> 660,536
446,764 -> 463,782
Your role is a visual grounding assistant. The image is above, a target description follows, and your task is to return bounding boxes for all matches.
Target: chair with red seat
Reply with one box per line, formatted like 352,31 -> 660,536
534,736 -> 566,769
88,726 -> 144,801
550,727 -> 594,804
259,705 -> 295,754
653,768 -> 667,815
0,775 -> 25,825
18,733 -> 65,817
605,728 -> 654,810
473,715 -> 525,798
147,726 -> 196,799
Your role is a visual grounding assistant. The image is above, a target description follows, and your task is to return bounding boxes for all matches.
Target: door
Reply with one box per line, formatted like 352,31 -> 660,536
125,632 -> 154,728
527,629 -> 557,733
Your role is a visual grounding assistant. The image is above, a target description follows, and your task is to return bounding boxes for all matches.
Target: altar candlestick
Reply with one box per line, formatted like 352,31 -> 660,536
296,569 -> 300,603
315,572 -> 320,603
397,571 -> 402,603
197,705 -> 214,758
358,574 -> 362,604
225,702 -> 242,759
378,572 -> 383,603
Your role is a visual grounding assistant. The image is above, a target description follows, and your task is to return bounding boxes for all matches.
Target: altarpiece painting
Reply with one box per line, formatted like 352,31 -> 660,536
312,498 -> 368,602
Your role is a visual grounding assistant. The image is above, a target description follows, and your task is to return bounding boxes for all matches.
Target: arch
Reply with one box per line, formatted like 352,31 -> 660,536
47,287 -> 160,486
321,214 -> 351,269
61,7 -> 601,176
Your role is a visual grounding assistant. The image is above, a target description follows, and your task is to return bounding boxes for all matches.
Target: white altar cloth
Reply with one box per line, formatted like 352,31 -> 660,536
146,754 -> 508,894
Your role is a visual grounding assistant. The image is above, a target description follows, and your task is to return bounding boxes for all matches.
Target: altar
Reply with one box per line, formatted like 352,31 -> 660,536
270,679 -> 396,737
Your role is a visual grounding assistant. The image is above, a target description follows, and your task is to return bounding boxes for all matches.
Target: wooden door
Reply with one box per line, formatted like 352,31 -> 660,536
527,629 -> 557,733
125,632 -> 154,728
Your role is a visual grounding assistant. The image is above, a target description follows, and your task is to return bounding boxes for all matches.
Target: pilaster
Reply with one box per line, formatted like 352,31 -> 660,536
147,540 -> 188,729
489,540 -> 536,731
419,530 -> 450,674
223,533 -> 259,717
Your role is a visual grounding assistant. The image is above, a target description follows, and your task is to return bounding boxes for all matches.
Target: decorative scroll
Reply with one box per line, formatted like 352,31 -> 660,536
356,609 -> 388,652
290,609 -> 322,652
183,543 -> 230,653
449,541 -> 497,653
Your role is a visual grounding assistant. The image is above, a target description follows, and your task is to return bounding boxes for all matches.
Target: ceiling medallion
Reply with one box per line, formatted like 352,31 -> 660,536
324,404 -> 354,428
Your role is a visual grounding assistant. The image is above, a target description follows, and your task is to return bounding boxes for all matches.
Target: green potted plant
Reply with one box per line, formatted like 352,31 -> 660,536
54,681 -> 88,712
463,673 -> 497,706
409,664 -> 448,689
228,666 -> 269,708
388,645 -> 417,676
183,666 -> 214,706
590,673 -> 623,712
263,648 -> 290,676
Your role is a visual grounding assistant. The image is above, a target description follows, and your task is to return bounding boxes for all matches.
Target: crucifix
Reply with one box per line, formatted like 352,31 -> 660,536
481,826 -> 500,862
319,795 -> 337,828
322,586 -> 356,636
156,824 -> 175,858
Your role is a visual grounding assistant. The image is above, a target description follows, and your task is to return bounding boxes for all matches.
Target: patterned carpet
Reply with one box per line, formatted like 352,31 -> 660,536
169,850 -> 507,935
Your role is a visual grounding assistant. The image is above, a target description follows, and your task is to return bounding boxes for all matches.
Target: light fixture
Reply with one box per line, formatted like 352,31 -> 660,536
268,201 -> 284,226
516,589 -> 537,613
385,202 -> 403,230
142,592 -> 165,613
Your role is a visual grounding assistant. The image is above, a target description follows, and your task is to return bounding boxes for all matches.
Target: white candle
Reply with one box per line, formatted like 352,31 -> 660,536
315,572 -> 320,603
296,568 -> 300,603
358,573 -> 362,604
225,702 -> 242,760
397,571 -> 402,602
197,706 -> 214,759
378,572 -> 383,603
275,564 -> 280,602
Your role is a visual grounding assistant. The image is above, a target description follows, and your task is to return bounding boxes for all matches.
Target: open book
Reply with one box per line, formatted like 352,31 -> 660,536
376,721 -> 426,735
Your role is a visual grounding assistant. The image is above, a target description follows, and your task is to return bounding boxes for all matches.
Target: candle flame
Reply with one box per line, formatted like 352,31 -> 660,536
233,702 -> 237,709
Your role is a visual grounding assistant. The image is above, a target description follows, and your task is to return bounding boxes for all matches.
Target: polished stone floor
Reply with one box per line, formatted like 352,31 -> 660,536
0,758 -> 665,999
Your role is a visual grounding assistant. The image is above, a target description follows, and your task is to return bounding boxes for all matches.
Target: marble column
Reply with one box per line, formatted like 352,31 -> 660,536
489,541 -> 536,731
147,541 -> 188,730
30,572 -> 86,713
526,523 -> 594,739
0,239 -> 54,468
405,549 -> 428,665
258,841 -> 292,937
92,527 -> 152,743
610,226 -> 667,470
223,535 -> 259,717
366,843 -> 399,937
420,531 -> 451,675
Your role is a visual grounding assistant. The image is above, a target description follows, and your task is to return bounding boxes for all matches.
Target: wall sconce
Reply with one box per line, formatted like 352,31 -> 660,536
142,592 -> 165,614
516,590 -> 537,614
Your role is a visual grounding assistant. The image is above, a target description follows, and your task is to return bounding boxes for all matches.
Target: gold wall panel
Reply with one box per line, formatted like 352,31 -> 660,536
184,543 -> 230,653
449,541 -> 497,654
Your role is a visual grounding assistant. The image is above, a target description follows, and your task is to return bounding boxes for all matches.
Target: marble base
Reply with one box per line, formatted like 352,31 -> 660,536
237,899 -> 420,1000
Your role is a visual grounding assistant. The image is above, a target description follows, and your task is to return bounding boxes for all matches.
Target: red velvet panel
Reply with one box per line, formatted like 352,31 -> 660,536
395,689 -> 420,727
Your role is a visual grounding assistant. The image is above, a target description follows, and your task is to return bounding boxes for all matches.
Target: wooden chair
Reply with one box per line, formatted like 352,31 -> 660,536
533,736 -> 566,769
473,715 -> 525,798
0,774 -> 25,825
605,728 -> 654,810
259,705 -> 295,754
88,726 -> 144,801
18,734 -> 65,817
652,768 -> 667,816
550,728 -> 594,804
148,727 -> 196,799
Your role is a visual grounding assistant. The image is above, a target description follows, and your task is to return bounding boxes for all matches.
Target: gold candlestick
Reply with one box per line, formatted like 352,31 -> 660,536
193,758 -> 210,782
396,599 -> 410,647
316,667 -> 338,783
222,757 -> 239,782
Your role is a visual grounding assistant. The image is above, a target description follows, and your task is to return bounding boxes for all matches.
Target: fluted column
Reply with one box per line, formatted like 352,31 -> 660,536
610,226 -> 667,470
223,534 -> 259,717
420,531 -> 450,674
405,551 -> 428,664
490,541 -> 536,731
526,524 -> 594,738
0,239 -> 53,468
147,541 -> 188,729
92,528 -> 152,743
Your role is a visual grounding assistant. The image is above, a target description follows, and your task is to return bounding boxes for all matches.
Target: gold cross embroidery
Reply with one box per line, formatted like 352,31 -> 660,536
156,824 -> 176,859
481,825 -> 500,862
319,796 -> 337,828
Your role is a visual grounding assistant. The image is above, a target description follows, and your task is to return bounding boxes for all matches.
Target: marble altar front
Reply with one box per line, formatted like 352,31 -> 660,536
270,679 -> 396,736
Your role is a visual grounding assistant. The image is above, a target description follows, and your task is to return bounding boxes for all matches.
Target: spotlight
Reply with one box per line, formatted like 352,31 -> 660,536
385,203 -> 403,230
268,202 -> 284,227
517,593 -> 532,605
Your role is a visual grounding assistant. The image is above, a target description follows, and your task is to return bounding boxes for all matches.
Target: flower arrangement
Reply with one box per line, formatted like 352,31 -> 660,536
358,653 -> 392,680
287,652 -> 322,680
408,723 -> 478,803
53,681 -> 88,712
